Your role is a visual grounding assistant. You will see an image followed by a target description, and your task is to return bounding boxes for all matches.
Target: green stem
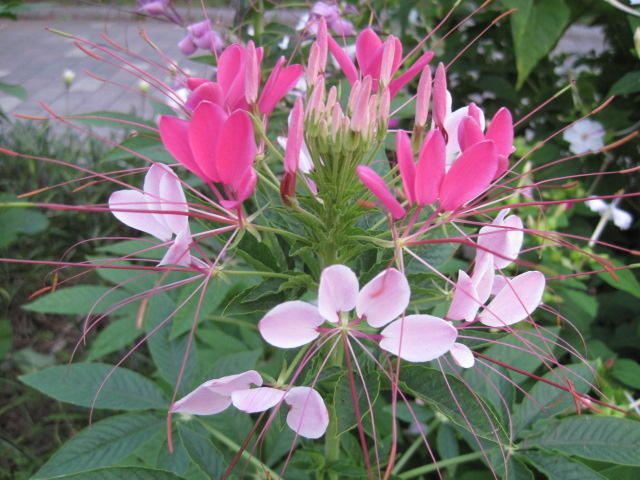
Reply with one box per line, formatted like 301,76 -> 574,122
223,269 -> 291,279
324,338 -> 345,480
0,202 -> 36,209
397,450 -> 485,479
197,419 -> 284,480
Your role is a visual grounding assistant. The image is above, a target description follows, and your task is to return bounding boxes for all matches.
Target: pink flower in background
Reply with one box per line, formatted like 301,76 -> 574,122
171,370 -> 329,438
299,1 -> 355,37
178,20 -> 224,56
258,264 -> 475,368
108,164 -> 193,266
137,0 -> 182,24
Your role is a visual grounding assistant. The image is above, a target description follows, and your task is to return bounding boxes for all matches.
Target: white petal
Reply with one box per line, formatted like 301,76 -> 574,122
284,387 -> 329,439
318,264 -> 359,323
231,387 -> 286,413
258,301 -> 324,348
356,268 -> 410,328
450,342 -> 475,368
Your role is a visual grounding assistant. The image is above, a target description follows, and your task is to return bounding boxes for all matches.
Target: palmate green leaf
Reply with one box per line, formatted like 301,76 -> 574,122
501,0 -> 570,89
334,371 -> 380,435
40,467 -> 185,480
519,450 -> 607,480
400,365 -> 506,441
524,416 -> 640,466
34,413 -> 164,479
19,363 -> 166,410
23,285 -> 130,315
512,362 -> 594,432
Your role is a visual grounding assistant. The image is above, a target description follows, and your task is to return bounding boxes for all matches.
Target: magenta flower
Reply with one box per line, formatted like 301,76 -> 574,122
182,43 -> 302,115
258,264 -> 474,368
171,370 -> 329,439
178,20 -> 223,56
327,27 -> 433,97
108,164 -> 192,266
159,101 -> 257,209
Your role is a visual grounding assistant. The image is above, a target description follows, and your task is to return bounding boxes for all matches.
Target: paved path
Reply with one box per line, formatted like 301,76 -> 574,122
0,7 -> 235,119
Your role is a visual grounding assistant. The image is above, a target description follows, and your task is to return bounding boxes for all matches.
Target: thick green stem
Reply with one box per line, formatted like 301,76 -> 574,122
397,450 -> 485,479
324,337 -> 345,479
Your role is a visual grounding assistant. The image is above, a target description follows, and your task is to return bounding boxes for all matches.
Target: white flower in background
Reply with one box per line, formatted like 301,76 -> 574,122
586,198 -> 634,230
563,118 -> 605,154
278,36 -> 290,50
62,69 -> 75,88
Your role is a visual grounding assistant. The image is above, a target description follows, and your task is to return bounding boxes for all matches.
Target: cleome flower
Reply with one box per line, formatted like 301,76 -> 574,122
108,163 -> 193,266
170,370 -> 329,439
258,264 -> 475,368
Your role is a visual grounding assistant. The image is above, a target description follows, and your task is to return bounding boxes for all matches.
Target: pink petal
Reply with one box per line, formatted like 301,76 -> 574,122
432,62 -> 447,130
446,270 -> 481,322
379,315 -> 458,362
479,271 -> 546,327
187,101 -> 227,182
231,387 -> 286,413
284,387 -> 329,439
142,164 -> 172,232
491,274 -> 508,296
485,107 -> 514,161
229,166 -> 257,206
284,97 -> 304,174
171,370 -> 262,415
216,110 -> 257,187
157,164 -> 189,234
356,165 -> 406,220
356,268 -> 410,328
414,65 -> 432,126
477,210 -> 524,269
389,50 -> 434,98
186,81 -> 224,111
159,229 -> 192,267
258,58 -> 304,115
396,131 -> 416,203
457,116 -> 485,151
327,35 -> 358,84
414,129 -> 445,206
471,251 -> 495,304
159,115 -> 205,180
439,140 -> 498,211
356,29 -> 383,78
217,44 -> 243,92
258,301 -> 324,348
318,264 -> 359,323
450,342 -> 475,368
109,189 -> 171,241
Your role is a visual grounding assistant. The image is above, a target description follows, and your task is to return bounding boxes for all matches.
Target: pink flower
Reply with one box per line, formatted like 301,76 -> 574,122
108,164 -> 192,266
301,1 -> 356,37
258,264 -> 474,368
159,101 -> 257,209
178,20 -> 223,56
327,28 -> 433,97
171,370 -> 329,439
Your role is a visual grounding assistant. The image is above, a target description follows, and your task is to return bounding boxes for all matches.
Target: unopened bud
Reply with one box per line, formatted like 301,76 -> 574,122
244,41 -> 260,104
415,65 -> 431,127
433,62 -> 448,130
379,38 -> 396,87
62,69 -> 75,88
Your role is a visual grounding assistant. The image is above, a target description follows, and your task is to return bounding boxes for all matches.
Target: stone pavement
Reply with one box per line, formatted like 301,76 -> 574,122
0,6 -> 237,119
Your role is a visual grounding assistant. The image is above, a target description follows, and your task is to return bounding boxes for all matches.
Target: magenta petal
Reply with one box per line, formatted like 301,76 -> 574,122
109,190 -> 171,241
318,264 -> 359,323
259,62 -> 304,115
188,101 -> 227,182
216,110 -> 257,187
450,342 -> 475,368
258,301 -> 324,348
231,387 -> 286,413
396,131 -> 416,203
159,115 -> 205,180
446,270 -> 481,322
186,82 -> 224,111
432,62 -> 447,129
217,44 -> 243,92
379,315 -> 457,362
356,29 -> 382,77
327,35 -> 358,84
477,210 -> 524,269
356,268 -> 410,328
229,166 -> 257,206
284,387 -> 329,439
486,107 -> 514,159
170,370 -> 262,415
479,271 -> 546,327
356,165 -> 406,220
414,129 -> 445,206
457,116 -> 485,151
439,140 -> 498,211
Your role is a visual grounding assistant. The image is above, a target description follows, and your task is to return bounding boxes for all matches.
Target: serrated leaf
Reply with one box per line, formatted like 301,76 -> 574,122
20,363 -> 166,410
24,285 -> 130,315
501,0 -> 570,89
40,467 -> 185,479
524,416 -> 640,466
519,450 -> 606,480
513,363 -> 594,432
148,322 -> 197,394
206,350 -> 262,379
34,413 -> 163,479
400,365 -> 505,440
334,371 -> 380,435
